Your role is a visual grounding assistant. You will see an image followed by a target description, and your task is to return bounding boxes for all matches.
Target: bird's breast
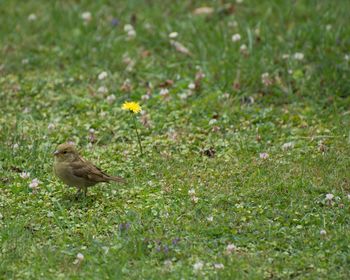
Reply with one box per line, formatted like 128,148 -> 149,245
54,162 -> 87,187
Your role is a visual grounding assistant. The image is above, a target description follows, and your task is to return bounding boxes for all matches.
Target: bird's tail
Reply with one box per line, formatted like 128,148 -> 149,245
108,175 -> 126,184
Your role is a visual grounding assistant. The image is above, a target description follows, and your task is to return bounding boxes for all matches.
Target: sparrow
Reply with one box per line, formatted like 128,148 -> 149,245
53,143 -> 125,197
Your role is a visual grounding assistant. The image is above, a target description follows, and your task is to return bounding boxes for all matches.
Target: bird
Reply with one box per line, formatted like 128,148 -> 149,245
53,143 -> 125,198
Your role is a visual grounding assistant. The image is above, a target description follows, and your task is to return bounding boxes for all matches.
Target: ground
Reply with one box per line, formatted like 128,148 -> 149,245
1,0 -> 350,279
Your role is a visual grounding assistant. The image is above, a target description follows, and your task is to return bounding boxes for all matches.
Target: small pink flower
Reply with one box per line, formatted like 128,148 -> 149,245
29,178 -> 40,189
259,152 -> 269,160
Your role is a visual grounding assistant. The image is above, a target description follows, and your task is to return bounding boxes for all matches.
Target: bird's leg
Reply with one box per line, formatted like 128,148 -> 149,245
75,188 -> 82,199
83,187 -> 88,197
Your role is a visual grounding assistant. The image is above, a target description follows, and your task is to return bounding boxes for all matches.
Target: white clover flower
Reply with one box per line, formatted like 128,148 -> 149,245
207,216 -> 214,222
0,213 -> 3,219
48,123 -> 55,130
240,44 -> 248,54
178,93 -> 188,100
344,54 -> 350,61
191,196 -> 199,203
282,54 -> 290,59
98,71 -> 108,80
160,88 -> 169,96
97,86 -> 108,94
13,143 -> 19,149
77,253 -> 84,261
209,119 -> 217,125
347,194 -> 350,200
325,193 -> 334,200
320,229 -> 327,235
22,58 -> 29,64
261,72 -> 273,86
29,178 -> 40,189
221,93 -> 230,99
73,252 -> 84,264
293,52 -> 304,60
188,83 -> 196,90
28,14 -> 37,21
193,261 -> 204,271
188,188 -> 196,196
282,142 -> 294,150
106,94 -> 116,104
231,33 -> 241,42
127,29 -> 136,38
141,94 -> 150,100
226,243 -> 237,253
326,24 -> 332,31
214,263 -> 224,269
236,0 -> 244,3
20,172 -> 30,179
89,128 -> 95,134
228,21 -> 238,28
124,24 -> 134,32
259,152 -> 269,160
81,11 -> 92,22
169,32 -> 178,38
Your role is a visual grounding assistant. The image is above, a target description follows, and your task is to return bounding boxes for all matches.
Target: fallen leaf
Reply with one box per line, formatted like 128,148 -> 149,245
159,80 -> 174,88
193,7 -> 214,15
170,40 -> 191,56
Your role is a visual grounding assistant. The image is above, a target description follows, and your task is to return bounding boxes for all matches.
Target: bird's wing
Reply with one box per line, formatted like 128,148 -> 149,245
70,158 -> 111,183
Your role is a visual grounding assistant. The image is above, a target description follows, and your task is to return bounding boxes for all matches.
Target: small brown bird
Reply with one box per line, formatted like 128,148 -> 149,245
53,143 -> 125,197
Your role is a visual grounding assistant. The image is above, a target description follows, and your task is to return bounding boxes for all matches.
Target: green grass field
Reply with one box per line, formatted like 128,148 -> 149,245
1,0 -> 350,279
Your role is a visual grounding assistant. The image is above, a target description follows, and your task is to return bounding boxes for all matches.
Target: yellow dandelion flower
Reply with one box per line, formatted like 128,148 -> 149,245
122,101 -> 142,114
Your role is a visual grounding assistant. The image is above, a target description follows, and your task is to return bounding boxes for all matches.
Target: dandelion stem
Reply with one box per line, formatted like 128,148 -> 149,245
132,116 -> 143,156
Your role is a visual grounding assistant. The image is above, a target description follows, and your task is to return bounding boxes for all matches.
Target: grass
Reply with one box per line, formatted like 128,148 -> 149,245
1,0 -> 350,279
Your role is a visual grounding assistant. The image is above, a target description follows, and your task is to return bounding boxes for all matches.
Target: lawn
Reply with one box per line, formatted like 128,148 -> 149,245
1,0 -> 350,279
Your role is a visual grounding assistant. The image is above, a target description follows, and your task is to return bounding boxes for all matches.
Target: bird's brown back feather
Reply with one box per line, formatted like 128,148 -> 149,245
71,156 -> 124,184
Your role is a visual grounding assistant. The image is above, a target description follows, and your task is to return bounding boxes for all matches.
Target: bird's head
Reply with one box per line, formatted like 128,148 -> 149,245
53,143 -> 79,162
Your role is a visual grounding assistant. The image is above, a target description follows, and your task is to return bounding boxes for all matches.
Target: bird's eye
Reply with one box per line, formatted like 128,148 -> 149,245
63,151 -> 67,154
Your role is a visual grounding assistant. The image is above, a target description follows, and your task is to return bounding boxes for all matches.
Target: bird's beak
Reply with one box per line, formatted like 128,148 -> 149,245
53,150 -> 59,156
